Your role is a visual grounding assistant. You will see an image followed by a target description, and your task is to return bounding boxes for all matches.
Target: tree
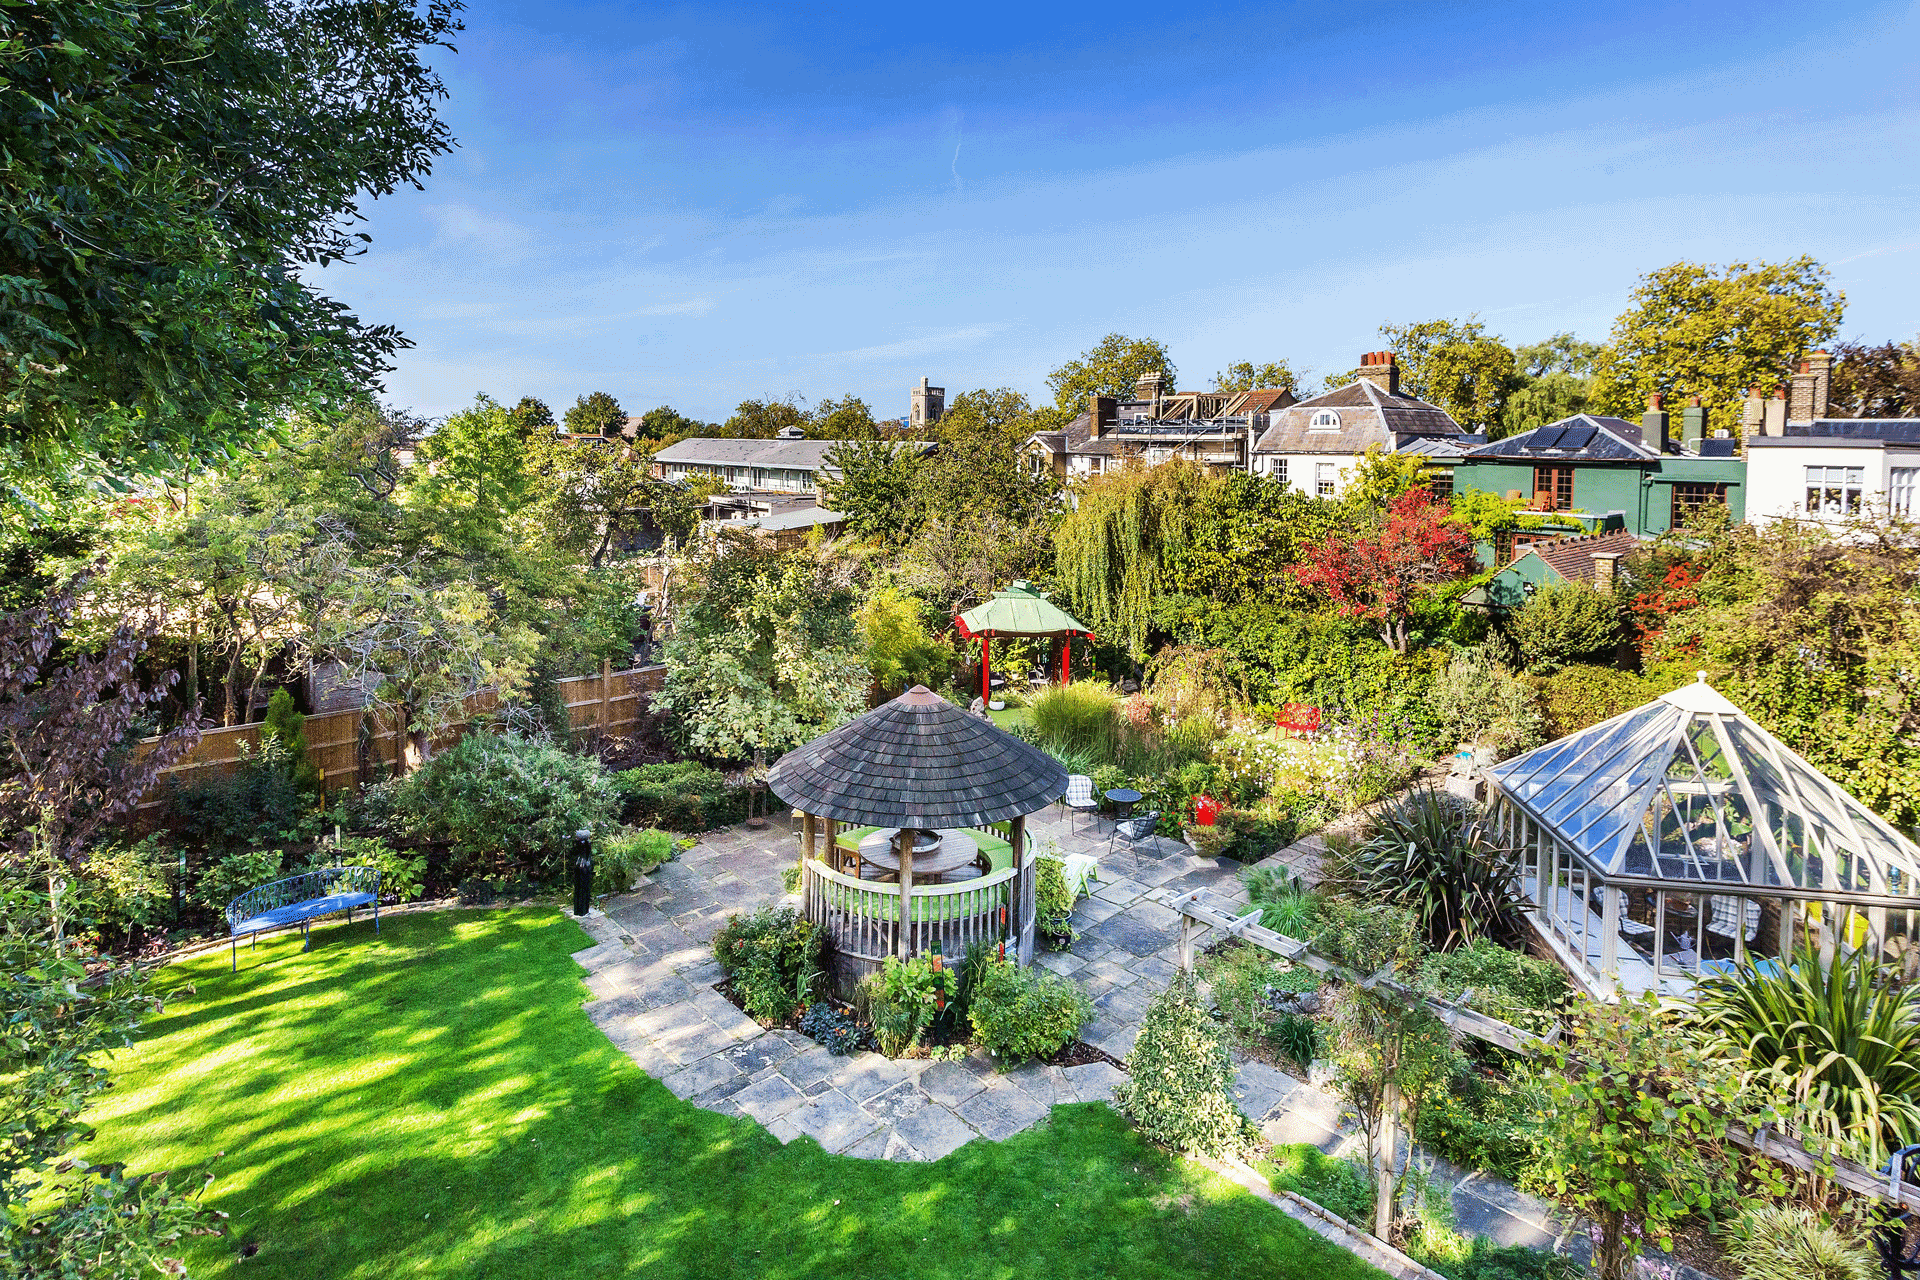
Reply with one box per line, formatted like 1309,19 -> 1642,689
1508,580 -> 1623,673
860,587 -> 950,696
1513,332 -> 1602,378
1366,319 -> 1518,433
650,533 -> 867,762
1500,372 -> 1591,437
1054,461 -> 1211,659
1213,360 -> 1300,393
0,0 -> 461,509
820,439 -> 928,542
415,393 -> 532,516
1292,489 -> 1475,653
526,431 -> 661,567
508,397 -> 556,438
725,397 -> 808,440
636,404 -> 714,444
1828,338 -> 1920,418
562,391 -> 627,438
1590,257 -> 1844,434
922,388 -> 1052,525
808,394 -> 882,440
901,513 -> 1053,616
1536,995 -> 1762,1280
1045,334 -> 1175,410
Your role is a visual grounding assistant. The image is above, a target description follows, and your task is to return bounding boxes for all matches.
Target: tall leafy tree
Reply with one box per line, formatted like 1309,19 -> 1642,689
508,397 -> 556,439
562,391 -> 627,438
1347,318 -> 1517,433
1828,338 -> 1920,417
724,396 -> 807,439
808,394 -> 883,440
923,388 -> 1052,524
1212,360 -> 1300,393
1590,257 -> 1844,433
0,0 -> 462,511
414,394 -> 531,516
1292,488 -> 1474,653
1045,334 -> 1175,411
1054,461 -> 1210,659
820,439 -> 927,542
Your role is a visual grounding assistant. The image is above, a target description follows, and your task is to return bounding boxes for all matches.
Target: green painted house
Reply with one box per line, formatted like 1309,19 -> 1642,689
1451,407 -> 1746,539
1464,528 -> 1641,610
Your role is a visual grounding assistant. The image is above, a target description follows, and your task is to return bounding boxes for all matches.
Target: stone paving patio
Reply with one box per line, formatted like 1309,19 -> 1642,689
570,804 -> 1575,1257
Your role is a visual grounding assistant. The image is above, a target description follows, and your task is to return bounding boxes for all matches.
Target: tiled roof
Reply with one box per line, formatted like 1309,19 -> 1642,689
1467,414 -> 1664,462
1518,530 -> 1642,584
767,686 -> 1068,827
1253,378 -> 1462,455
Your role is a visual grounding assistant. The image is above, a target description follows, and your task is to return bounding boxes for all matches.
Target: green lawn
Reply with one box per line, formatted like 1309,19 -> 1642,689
987,703 -> 1033,733
87,911 -> 1386,1279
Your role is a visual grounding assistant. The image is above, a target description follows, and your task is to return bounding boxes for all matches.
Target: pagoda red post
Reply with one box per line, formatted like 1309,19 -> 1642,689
1059,636 -> 1069,684
980,636 -> 990,702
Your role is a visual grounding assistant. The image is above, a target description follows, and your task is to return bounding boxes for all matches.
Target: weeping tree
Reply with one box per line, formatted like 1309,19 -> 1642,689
1054,461 -> 1209,660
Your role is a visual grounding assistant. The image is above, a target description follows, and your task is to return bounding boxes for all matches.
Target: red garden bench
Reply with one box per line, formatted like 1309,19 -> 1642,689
1275,703 -> 1321,739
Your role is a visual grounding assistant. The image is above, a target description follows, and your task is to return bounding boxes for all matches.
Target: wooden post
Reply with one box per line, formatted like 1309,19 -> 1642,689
824,817 -> 838,872
1012,815 -> 1035,965
1376,1082 -> 1400,1240
1179,913 -> 1196,972
801,812 -> 816,865
600,659 -> 612,743
897,828 -> 915,959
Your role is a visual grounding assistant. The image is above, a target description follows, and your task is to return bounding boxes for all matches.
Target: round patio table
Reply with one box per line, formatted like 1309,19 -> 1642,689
856,829 -> 981,882
1104,788 -> 1143,819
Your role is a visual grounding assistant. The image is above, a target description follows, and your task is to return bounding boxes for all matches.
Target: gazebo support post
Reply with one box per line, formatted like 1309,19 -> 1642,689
1012,815 -> 1035,965
823,817 -> 838,874
897,828 -> 915,959
980,637 -> 990,703
1059,636 -> 1069,684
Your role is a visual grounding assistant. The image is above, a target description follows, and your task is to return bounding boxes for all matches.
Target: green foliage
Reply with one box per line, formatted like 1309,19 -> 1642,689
1034,856 -> 1080,947
1590,257 -> 1844,433
1212,360 -> 1299,393
863,954 -> 957,1056
192,847 -> 287,916
1187,808 -> 1293,862
921,388 -> 1054,525
1046,333 -> 1175,409
562,391 -> 627,438
1112,975 -> 1255,1157
1531,663 -> 1666,738
1724,1204 -> 1878,1280
1828,338 -> 1920,418
168,738 -> 320,857
414,394 -> 533,518
860,587 -> 950,695
1508,581 -> 1622,674
1693,946 -> 1920,1166
1262,1144 -> 1376,1227
612,761 -> 748,831
0,882 -> 218,1273
75,833 -> 176,944
1030,682 -> 1120,763
1196,942 -> 1321,1067
1241,867 -> 1320,939
1417,940 -> 1569,1034
1329,790 -> 1523,950
1426,646 -> 1546,758
1534,995 -> 1764,1280
390,732 -> 620,880
965,956 -> 1091,1065
1056,462 -> 1212,660
1415,1065 -> 1548,1184
712,906 -> 824,1025
652,535 -> 869,762
0,0 -> 460,508
304,836 -> 425,903
1372,318 -> 1518,434
821,440 -> 929,542
592,829 -> 674,895
261,689 -> 322,793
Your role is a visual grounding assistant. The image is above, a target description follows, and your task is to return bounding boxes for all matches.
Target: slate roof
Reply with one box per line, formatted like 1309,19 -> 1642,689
653,437 -> 933,471
1027,409 -> 1095,458
1252,379 -> 1463,455
1516,530 -> 1642,584
768,687 -> 1068,827
1466,414 -> 1669,462
743,507 -> 844,532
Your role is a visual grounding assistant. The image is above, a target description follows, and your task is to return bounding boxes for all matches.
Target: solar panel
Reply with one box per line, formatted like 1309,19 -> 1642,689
1560,427 -> 1596,449
1529,427 -> 1566,448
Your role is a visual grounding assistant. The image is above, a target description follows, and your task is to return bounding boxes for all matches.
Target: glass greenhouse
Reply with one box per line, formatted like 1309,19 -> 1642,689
1487,675 -> 1920,997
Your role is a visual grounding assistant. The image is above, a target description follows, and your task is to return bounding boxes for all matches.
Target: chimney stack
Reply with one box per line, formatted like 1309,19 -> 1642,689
1134,371 -> 1166,415
1681,395 -> 1707,452
1788,350 -> 1832,422
1742,386 -> 1766,437
1088,393 -> 1116,439
1356,351 -> 1400,395
1763,386 -> 1788,436
1641,393 -> 1670,453
1591,552 -> 1621,589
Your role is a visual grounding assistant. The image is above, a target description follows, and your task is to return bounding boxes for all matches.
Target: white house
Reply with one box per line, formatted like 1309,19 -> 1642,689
1744,419 -> 1920,525
1249,352 -> 1479,497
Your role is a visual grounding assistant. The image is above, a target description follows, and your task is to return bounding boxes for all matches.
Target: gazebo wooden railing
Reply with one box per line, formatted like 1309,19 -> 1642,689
802,858 -> 1021,987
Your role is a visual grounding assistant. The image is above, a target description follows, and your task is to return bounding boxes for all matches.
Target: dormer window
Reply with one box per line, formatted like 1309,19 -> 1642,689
1308,409 -> 1340,431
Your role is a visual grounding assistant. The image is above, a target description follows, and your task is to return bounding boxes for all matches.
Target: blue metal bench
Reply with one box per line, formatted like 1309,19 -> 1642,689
226,866 -> 381,971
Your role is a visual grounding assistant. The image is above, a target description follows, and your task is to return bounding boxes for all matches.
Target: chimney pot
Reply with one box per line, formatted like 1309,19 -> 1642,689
1648,393 -> 1664,410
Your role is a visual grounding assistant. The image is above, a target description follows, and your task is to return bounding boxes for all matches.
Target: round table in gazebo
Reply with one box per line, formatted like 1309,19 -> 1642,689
768,685 -> 1068,994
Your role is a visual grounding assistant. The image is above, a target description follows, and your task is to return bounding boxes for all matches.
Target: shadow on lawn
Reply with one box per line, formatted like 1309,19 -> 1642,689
94,912 -> 1383,1280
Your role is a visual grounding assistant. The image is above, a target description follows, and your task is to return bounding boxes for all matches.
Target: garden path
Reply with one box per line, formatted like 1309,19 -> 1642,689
576,812 -> 1659,1275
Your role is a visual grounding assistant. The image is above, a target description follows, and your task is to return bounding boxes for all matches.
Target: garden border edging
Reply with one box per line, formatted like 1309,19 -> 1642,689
1194,1153 -> 1448,1280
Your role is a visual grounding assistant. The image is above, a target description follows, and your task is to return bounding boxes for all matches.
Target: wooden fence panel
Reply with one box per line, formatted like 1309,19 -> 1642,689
133,664 -> 666,813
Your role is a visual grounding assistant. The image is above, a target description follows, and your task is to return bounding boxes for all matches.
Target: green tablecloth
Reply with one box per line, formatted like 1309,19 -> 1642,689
832,824 -> 1017,873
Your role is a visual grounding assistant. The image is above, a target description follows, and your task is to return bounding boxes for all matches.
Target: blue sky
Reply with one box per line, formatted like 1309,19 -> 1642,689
324,0 -> 1920,424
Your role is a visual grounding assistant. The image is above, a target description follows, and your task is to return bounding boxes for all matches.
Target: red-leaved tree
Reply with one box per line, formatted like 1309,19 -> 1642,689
1291,489 -> 1474,653
0,590 -> 199,948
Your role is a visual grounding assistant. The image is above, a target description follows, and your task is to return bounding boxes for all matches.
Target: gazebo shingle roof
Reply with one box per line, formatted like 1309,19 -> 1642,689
768,687 -> 1068,828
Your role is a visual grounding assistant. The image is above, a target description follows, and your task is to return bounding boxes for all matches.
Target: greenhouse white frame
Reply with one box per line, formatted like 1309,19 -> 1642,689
1487,675 -> 1920,997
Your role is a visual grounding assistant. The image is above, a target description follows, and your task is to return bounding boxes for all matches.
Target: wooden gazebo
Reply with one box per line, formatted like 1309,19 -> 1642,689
768,686 -> 1068,993
952,580 -> 1095,702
